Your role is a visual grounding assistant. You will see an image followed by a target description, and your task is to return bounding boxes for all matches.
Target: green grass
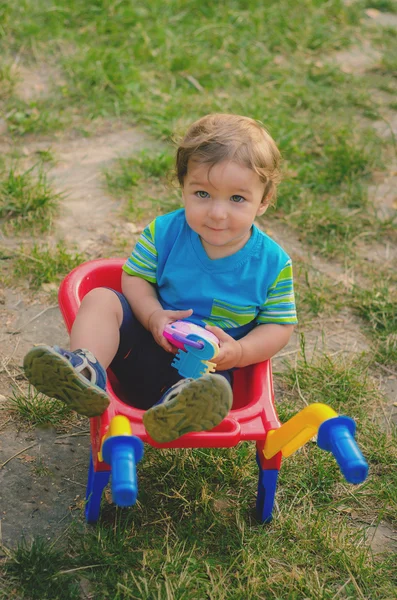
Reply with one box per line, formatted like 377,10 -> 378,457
2,346 -> 396,599
284,197 -> 395,257
12,241 -> 83,289
4,445 -> 397,599
104,150 -> 174,193
34,148 -> 56,164
0,164 -> 60,231
293,259 -> 397,363
3,538 -> 80,600
0,2 -> 383,141
104,149 -> 181,220
352,285 -> 397,338
275,125 -> 394,256
381,51 -> 397,79
361,0 -> 397,12
350,283 -> 397,366
293,260 -> 343,320
2,0 -> 395,259
372,333 -> 397,366
0,60 -> 16,100
7,386 -> 72,427
1,2 -> 363,121
4,98 -> 73,136
276,345 -> 397,523
1,1 -> 396,597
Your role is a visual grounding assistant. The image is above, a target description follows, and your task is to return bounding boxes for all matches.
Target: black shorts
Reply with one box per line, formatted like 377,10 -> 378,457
107,289 -> 233,410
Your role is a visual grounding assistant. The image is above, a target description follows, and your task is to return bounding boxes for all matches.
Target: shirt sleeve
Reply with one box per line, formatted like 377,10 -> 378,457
257,259 -> 298,325
122,219 -> 157,284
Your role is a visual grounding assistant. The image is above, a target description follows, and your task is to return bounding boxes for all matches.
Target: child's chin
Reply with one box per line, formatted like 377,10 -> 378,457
201,237 -> 228,247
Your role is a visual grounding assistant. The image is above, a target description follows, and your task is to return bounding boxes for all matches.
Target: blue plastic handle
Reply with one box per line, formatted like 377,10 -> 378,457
317,416 -> 368,484
102,435 -> 144,507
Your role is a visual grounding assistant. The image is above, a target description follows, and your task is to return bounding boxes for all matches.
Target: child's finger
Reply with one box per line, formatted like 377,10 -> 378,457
171,308 -> 193,318
160,338 -> 174,353
154,329 -> 174,352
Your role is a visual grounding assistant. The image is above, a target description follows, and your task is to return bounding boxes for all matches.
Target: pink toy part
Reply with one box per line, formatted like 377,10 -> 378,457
163,320 -> 219,351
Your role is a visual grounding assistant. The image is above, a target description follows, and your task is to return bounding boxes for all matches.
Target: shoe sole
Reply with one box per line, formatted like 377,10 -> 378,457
142,374 -> 233,444
23,345 -> 109,418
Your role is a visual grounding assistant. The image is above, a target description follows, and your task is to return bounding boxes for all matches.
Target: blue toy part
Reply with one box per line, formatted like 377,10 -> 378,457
102,433 -> 144,507
172,334 -> 218,379
255,453 -> 279,523
317,416 -> 368,484
85,452 -> 110,524
172,332 -> 204,349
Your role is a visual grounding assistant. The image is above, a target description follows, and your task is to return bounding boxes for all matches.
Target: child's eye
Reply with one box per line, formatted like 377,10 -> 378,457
230,195 -> 245,203
195,191 -> 210,199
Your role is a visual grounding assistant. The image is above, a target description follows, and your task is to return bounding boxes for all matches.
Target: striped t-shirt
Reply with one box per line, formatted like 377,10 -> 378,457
123,209 -> 297,340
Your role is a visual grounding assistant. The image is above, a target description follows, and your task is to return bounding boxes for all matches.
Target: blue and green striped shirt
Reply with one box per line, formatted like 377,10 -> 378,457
123,209 -> 297,339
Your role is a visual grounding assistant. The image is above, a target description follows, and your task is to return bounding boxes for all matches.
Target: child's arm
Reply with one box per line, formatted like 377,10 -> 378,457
206,323 -> 294,371
121,272 -> 192,352
121,272 -> 162,328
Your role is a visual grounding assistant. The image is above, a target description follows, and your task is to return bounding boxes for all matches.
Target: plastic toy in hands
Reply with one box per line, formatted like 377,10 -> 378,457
163,320 -> 220,379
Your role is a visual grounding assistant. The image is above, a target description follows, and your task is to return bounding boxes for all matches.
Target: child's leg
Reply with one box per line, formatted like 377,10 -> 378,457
69,288 -> 123,369
23,288 -> 123,417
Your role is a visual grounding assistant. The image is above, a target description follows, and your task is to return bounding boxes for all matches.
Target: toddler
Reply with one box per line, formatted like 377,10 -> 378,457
24,113 -> 297,443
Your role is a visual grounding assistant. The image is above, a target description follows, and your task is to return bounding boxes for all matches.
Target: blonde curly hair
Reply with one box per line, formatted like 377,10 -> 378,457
176,113 -> 281,202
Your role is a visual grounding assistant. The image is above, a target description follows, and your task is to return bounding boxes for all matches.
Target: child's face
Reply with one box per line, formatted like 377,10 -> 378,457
182,160 -> 268,259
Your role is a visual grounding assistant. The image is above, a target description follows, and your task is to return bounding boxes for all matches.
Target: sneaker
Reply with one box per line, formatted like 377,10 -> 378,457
23,345 -> 109,417
143,374 -> 233,444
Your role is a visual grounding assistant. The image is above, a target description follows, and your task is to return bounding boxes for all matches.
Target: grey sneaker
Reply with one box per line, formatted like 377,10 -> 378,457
143,374 -> 233,443
23,345 -> 109,417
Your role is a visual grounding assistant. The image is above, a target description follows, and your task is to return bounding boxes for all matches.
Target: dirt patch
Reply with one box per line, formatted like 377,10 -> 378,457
1,124 -> 153,254
325,28 -> 397,226
265,219 -> 371,292
49,126 -> 150,251
378,375 -> 397,428
368,161 -> 397,220
354,238 -> 397,266
0,116 -> 156,546
13,64 -> 65,103
364,9 -> 397,30
332,42 -> 382,74
366,521 -> 397,555
0,289 -> 69,364
0,422 -> 89,548
0,288 -> 91,549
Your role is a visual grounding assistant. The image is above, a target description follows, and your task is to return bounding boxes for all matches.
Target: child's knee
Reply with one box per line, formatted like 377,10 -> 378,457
81,288 -> 123,319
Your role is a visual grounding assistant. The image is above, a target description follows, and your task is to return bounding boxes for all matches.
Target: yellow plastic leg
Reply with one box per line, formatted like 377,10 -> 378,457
264,403 -> 338,459
98,415 -> 132,462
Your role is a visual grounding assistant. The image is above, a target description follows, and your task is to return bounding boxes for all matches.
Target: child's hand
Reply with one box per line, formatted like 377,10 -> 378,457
205,325 -> 243,371
148,308 -> 193,353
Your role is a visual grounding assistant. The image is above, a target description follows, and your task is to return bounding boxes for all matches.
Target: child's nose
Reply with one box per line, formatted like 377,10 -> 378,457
208,201 -> 227,220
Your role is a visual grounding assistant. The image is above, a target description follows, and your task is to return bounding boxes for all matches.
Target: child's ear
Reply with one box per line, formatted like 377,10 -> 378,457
256,190 -> 273,216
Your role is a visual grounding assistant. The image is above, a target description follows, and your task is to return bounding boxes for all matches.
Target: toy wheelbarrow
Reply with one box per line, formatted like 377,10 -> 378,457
59,258 -> 368,524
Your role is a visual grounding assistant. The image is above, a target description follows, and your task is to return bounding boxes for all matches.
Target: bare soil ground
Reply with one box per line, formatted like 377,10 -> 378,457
1,49 -> 396,553
0,77 -> 155,545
